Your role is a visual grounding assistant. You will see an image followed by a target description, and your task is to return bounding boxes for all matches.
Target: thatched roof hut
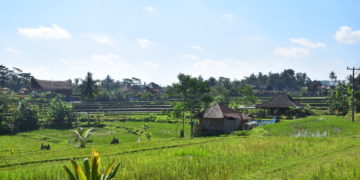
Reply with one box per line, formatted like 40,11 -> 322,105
197,103 -> 253,135
255,93 -> 303,109
30,77 -> 73,94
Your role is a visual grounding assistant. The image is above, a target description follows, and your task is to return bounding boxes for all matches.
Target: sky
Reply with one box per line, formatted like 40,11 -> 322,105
0,0 -> 360,86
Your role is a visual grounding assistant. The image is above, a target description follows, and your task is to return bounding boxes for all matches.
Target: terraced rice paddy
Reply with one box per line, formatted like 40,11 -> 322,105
2,115 -> 360,179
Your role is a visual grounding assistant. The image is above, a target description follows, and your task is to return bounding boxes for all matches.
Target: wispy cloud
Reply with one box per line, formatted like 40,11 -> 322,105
92,53 -> 121,64
290,38 -> 325,48
275,38 -> 325,58
335,26 -> 360,44
191,45 -> 202,50
180,54 -> 199,60
223,13 -> 235,21
58,58 -> 71,65
145,6 -> 159,14
18,24 -> 71,39
145,61 -> 159,70
89,34 -> 112,44
5,46 -> 22,55
274,47 -> 310,58
137,38 -> 152,48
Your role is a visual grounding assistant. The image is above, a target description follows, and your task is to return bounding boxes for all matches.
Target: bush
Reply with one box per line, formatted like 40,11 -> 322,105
13,102 -> 39,132
47,98 -> 75,129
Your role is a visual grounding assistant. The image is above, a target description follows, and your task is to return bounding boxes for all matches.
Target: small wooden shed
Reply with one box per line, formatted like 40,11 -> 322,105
197,103 -> 253,134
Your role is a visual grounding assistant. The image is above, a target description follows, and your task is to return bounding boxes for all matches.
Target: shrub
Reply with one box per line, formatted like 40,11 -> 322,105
47,98 -> 75,129
13,102 -> 39,132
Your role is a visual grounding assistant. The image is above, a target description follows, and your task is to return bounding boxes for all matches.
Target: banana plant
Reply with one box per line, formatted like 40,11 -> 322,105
63,150 -> 120,180
73,127 -> 94,148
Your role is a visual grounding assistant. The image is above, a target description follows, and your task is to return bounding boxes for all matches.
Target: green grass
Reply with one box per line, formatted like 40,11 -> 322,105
3,115 -> 360,179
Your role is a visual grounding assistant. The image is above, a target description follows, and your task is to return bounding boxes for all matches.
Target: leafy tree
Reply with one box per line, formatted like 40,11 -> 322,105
47,98 -> 75,128
80,72 -> 100,100
329,71 -> 337,87
0,65 -> 31,90
236,86 -> 258,106
210,85 -> 230,105
101,75 -> 115,91
328,81 -> 350,114
13,101 -> 39,132
73,127 -> 94,148
0,95 -> 14,134
167,74 -> 210,137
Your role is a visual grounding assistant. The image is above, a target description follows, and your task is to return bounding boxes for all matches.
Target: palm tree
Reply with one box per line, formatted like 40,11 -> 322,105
80,72 -> 100,100
73,127 -> 94,148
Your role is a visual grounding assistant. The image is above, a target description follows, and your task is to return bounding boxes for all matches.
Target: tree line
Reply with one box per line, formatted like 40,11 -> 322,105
0,65 -> 31,91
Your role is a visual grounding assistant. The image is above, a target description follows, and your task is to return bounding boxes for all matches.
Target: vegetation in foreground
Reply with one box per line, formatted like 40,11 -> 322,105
1,115 -> 360,179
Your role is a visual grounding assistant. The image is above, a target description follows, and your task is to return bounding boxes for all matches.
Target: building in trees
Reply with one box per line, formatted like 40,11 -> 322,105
255,93 -> 303,115
196,103 -> 252,135
30,77 -> 73,95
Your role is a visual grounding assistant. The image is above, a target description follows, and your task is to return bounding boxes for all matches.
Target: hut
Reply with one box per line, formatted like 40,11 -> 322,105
255,93 -> 303,115
30,77 -> 73,95
196,103 -> 253,135
0,87 -> 11,94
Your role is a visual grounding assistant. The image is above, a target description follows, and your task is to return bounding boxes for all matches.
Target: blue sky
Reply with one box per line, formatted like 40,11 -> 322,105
1,0 -> 360,85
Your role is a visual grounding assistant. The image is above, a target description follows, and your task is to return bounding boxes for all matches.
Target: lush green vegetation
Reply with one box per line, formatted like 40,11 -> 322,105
2,115 -> 360,179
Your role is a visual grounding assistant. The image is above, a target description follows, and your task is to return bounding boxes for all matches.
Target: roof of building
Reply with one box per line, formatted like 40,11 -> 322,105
255,93 -> 303,109
146,82 -> 161,89
30,77 -> 73,94
200,103 -> 252,120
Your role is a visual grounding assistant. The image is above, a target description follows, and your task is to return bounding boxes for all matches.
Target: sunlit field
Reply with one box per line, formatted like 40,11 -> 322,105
1,115 -> 360,179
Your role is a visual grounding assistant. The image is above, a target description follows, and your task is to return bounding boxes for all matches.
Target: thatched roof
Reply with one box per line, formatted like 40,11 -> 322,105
255,93 -> 303,109
146,82 -> 161,89
200,103 -> 252,120
30,77 -> 73,94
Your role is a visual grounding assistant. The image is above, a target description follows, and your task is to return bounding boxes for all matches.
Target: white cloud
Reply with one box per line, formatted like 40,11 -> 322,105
18,24 -> 71,39
191,45 -> 202,50
180,54 -> 199,60
290,38 -> 326,48
5,46 -> 22,55
91,53 -> 121,64
89,34 -> 112,44
274,47 -> 310,58
335,26 -> 360,44
58,58 -> 71,65
145,6 -> 158,14
223,13 -> 235,21
137,38 -> 152,48
144,61 -> 159,70
275,38 -> 325,58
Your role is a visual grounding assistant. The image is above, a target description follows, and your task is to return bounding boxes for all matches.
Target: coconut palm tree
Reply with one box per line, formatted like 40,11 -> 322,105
80,72 -> 100,100
73,127 -> 94,148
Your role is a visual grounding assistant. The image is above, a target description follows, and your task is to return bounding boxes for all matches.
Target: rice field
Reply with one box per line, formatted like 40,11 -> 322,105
1,115 -> 360,179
